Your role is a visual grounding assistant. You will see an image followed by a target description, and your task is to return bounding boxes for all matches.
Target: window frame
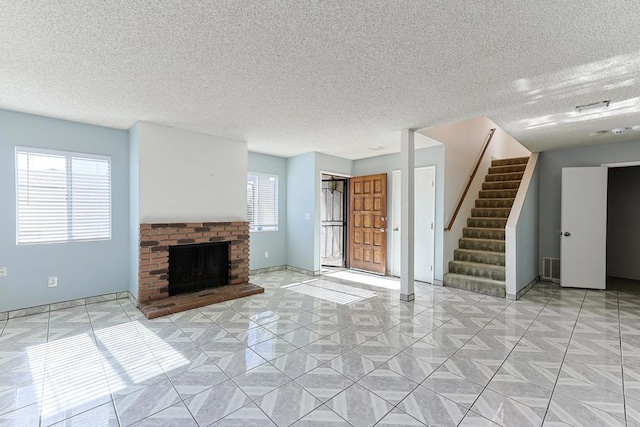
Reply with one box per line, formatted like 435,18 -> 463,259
247,172 -> 279,232
15,146 -> 112,245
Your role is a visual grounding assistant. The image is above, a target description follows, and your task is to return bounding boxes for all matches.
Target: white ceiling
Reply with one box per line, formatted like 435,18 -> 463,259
1,1 -> 639,159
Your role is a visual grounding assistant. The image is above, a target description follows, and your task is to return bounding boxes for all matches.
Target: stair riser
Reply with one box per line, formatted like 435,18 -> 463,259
475,199 -> 514,208
485,172 -> 524,182
488,165 -> 527,174
479,190 -> 518,199
492,157 -> 529,167
471,208 -> 511,218
449,262 -> 505,281
459,238 -> 505,253
463,228 -> 505,240
454,250 -> 505,266
443,274 -> 506,298
467,218 -> 507,228
482,181 -> 520,190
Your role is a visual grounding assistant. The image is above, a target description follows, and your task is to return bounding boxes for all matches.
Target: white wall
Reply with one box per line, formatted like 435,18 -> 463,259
129,122 -> 248,296
129,124 -> 140,299
353,143 -> 445,281
505,154 -> 540,299
135,121 -> 247,223
420,117 -> 530,274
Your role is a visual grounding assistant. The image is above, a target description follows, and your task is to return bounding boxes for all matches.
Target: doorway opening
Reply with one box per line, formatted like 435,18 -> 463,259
561,162 -> 640,290
607,165 -> 640,291
321,174 -> 348,268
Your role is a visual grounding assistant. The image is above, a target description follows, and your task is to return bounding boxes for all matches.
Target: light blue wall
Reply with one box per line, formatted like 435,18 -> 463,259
248,152 -> 288,270
539,139 -> 640,266
353,145 -> 446,281
285,152 -> 353,272
515,159 -> 540,293
286,152 -> 316,271
0,109 -> 130,312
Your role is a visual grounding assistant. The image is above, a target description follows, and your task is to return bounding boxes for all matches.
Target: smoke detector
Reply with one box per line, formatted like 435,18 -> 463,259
590,126 -> 638,136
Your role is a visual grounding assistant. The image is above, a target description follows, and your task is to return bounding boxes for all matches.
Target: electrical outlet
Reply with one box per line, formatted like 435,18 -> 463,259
265,251 -> 270,258
48,276 -> 58,288
0,267 -> 7,277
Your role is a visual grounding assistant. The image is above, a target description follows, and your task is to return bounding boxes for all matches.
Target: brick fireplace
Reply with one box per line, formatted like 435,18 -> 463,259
136,221 -> 263,318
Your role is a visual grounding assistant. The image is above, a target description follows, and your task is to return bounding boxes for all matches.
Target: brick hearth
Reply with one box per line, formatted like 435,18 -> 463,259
137,221 -> 262,318
138,283 -> 264,319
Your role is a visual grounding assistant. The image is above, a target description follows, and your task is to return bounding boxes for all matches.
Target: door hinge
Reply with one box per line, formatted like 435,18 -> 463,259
430,222 -> 433,230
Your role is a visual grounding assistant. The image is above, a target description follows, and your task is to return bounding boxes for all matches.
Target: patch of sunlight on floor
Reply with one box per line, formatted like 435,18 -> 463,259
27,321 -> 189,418
286,279 -> 379,305
288,284 -> 364,304
324,270 -> 401,291
308,280 -> 378,298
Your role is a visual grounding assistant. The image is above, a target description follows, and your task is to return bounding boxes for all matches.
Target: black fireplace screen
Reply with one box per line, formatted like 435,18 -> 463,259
168,242 -> 229,296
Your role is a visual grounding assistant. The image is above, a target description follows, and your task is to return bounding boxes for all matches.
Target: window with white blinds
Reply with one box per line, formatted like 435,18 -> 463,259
247,173 -> 278,232
15,147 -> 111,244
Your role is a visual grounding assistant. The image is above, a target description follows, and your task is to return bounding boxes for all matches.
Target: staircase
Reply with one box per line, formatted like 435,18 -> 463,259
443,156 -> 529,297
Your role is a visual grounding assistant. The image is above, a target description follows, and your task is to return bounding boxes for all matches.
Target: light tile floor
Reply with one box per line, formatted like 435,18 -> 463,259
1,269 -> 639,426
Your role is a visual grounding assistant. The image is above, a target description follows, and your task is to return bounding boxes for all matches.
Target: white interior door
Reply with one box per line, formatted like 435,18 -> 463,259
561,167 -> 608,289
392,167 -> 435,283
392,173 -> 401,276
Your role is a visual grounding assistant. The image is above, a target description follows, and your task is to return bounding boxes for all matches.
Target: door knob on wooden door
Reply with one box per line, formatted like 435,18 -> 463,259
563,232 -> 571,237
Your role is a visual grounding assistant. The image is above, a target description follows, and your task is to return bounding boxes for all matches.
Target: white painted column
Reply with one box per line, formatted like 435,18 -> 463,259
400,129 -> 415,301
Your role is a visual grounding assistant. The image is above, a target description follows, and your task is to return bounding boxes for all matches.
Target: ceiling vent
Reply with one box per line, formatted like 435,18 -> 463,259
575,100 -> 610,114
589,130 -> 608,136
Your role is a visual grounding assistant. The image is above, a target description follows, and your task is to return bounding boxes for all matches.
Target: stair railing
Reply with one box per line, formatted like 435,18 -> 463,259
445,128 -> 496,231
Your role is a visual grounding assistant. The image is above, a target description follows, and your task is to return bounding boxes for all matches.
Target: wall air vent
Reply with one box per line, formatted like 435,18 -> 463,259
541,257 -> 560,283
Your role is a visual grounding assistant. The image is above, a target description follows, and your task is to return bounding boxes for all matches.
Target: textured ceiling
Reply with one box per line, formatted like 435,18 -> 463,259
1,1 -> 639,159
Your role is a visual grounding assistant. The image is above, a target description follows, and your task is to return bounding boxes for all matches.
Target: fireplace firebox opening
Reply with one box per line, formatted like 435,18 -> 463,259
168,242 -> 229,296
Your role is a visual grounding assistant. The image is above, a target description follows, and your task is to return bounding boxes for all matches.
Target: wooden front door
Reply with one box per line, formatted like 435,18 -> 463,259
349,173 -> 387,274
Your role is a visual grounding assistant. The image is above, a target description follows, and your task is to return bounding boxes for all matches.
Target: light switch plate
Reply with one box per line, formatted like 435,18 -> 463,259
0,267 -> 6,277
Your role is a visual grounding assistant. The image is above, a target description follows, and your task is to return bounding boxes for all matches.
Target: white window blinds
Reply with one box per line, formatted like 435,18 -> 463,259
16,147 -> 111,244
247,173 -> 278,231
